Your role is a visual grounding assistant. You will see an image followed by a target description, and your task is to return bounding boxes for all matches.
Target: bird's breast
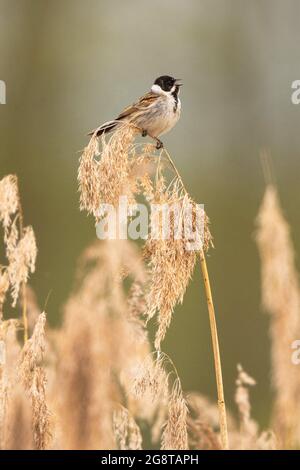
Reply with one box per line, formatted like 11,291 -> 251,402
136,95 -> 181,137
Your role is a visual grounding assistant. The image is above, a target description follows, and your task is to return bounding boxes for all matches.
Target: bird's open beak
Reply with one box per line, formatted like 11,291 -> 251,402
175,79 -> 183,87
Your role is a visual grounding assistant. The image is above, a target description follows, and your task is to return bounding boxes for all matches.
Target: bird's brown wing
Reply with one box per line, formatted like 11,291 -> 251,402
116,92 -> 158,120
88,92 -> 158,136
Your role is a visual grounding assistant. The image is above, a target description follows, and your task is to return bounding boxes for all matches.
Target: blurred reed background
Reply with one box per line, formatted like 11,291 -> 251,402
1,0 -> 300,428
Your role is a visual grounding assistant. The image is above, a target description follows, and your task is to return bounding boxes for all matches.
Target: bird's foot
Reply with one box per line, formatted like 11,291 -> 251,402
155,139 -> 163,150
141,129 -> 163,149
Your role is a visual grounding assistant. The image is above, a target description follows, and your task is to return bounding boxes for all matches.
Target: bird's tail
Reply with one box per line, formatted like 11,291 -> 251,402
87,119 -> 120,137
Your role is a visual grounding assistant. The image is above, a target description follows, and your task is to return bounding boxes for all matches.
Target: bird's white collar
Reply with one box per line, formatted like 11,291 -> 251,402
151,84 -> 169,96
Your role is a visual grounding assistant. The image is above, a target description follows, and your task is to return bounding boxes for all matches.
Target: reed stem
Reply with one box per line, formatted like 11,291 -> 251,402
163,148 -> 229,449
199,249 -> 229,449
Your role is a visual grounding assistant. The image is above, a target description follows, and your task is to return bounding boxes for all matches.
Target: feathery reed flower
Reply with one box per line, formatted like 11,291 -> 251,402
187,393 -> 221,450
143,175 -> 202,349
234,364 -> 276,450
55,239 -> 149,450
0,174 -> 37,341
132,354 -> 169,404
3,384 -> 33,450
7,226 -> 37,307
0,175 -> 19,231
0,320 -> 23,448
235,364 -> 257,444
113,405 -> 143,450
18,313 -> 51,449
161,379 -> 188,450
256,184 -> 300,448
188,419 -> 221,450
78,124 -> 138,218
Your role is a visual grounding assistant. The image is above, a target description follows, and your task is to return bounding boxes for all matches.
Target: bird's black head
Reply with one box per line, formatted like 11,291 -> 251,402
154,75 -> 177,92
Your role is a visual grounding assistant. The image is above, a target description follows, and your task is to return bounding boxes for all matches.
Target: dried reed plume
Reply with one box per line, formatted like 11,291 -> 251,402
235,364 -> 257,435
131,352 -> 189,449
143,168 -> 211,350
54,239 -> 150,449
113,405 -> 143,450
132,354 -> 169,404
0,175 -> 19,231
78,124 -> 139,218
0,320 -> 22,449
130,354 -> 169,444
0,175 -> 37,341
7,226 -> 37,309
188,419 -> 221,450
234,364 -> 276,450
161,379 -> 188,450
0,312 -> 50,449
3,384 -> 33,450
187,370 -> 275,450
256,184 -> 300,448
187,394 -> 221,450
78,123 -> 228,448
18,313 -> 51,449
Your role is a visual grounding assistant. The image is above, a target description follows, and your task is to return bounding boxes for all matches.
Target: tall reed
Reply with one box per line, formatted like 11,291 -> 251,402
256,183 -> 300,448
78,124 -> 229,448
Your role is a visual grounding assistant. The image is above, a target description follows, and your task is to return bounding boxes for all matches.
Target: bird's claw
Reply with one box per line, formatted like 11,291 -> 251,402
140,128 -> 163,149
156,139 -> 163,150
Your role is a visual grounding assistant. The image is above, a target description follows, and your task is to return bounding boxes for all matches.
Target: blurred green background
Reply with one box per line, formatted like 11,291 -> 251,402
1,0 -> 300,428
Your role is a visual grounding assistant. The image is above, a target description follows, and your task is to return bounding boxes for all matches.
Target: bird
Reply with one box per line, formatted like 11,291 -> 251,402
88,75 -> 182,149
